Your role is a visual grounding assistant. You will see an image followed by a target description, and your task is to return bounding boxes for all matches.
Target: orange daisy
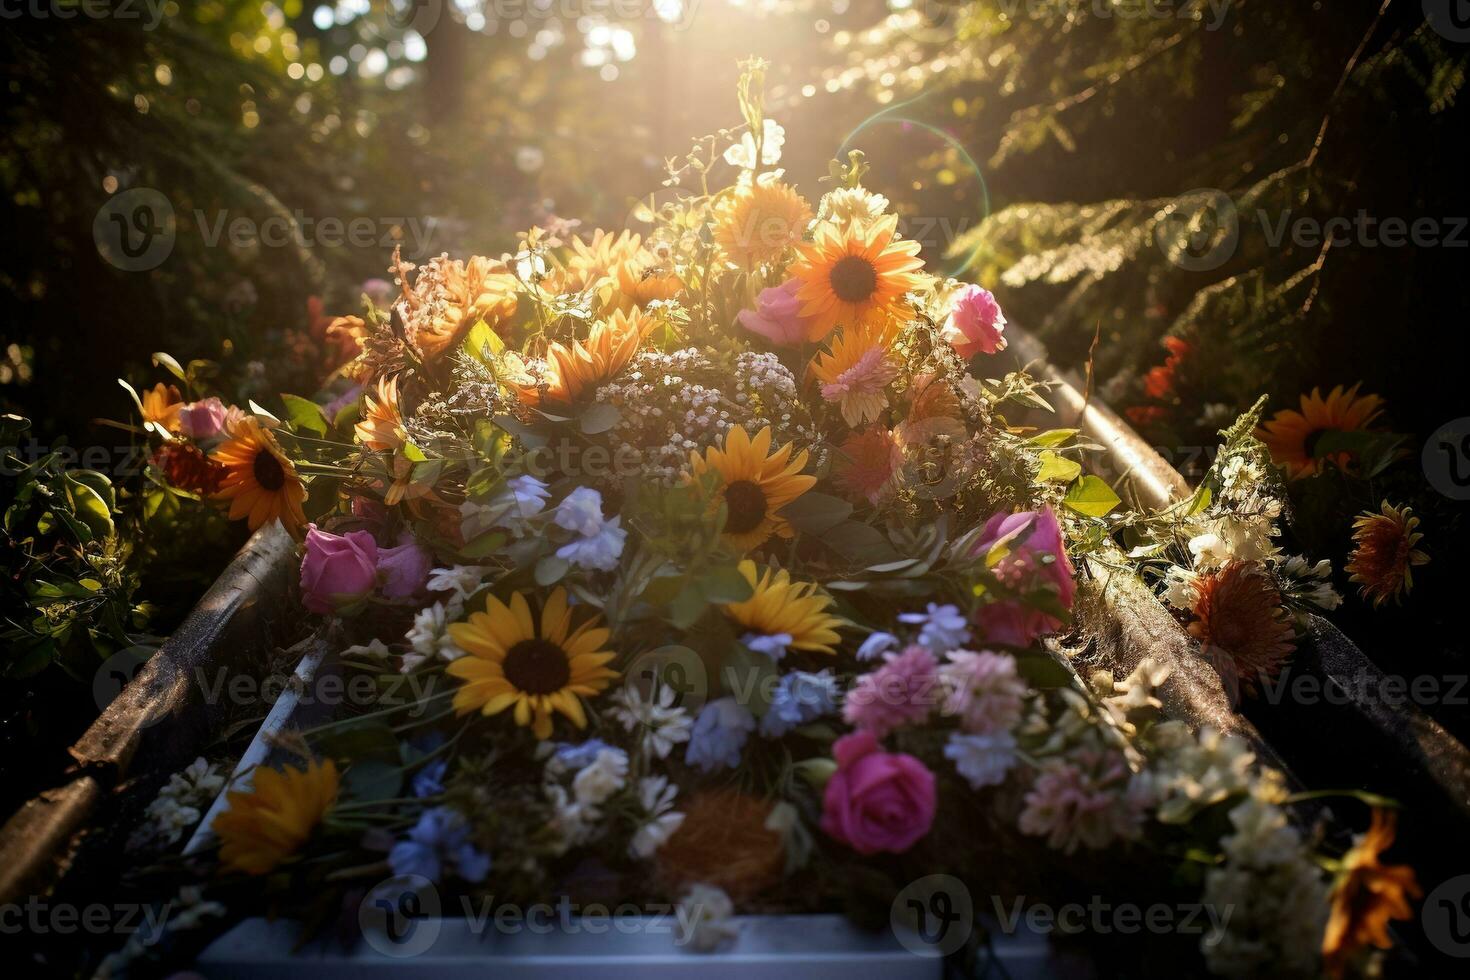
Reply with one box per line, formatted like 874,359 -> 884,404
789,213 -> 927,342
140,382 -> 183,433
1187,559 -> 1296,696
1345,501 -> 1428,608
808,318 -> 903,427
1322,809 -> 1421,977
354,375 -> 406,453
687,425 -> 816,552
561,228 -> 644,293
506,308 -> 653,406
712,178 -> 813,268
606,253 -> 681,314
212,417 -> 308,538
398,252 -> 519,363
1256,385 -> 1385,480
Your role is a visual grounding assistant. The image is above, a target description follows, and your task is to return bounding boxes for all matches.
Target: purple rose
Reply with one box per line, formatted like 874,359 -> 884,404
300,525 -> 379,614
377,533 -> 433,599
736,279 -> 817,347
970,505 -> 1076,646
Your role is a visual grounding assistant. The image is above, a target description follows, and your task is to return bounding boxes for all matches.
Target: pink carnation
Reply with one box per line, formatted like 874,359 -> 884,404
970,505 -> 1076,647
737,279 -> 819,347
820,730 -> 936,855
843,645 -> 940,737
942,284 -> 1007,358
939,649 -> 1027,734
1017,748 -> 1152,854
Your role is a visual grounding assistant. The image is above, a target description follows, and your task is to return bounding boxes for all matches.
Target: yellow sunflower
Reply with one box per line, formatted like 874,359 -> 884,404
506,308 -> 654,406
1256,385 -> 1385,480
213,758 -> 339,875
446,587 -> 619,740
211,417 -> 307,538
140,382 -> 183,433
808,318 -> 903,427
723,559 -> 844,656
1322,808 -> 1421,977
1345,501 -> 1428,608
789,213 -> 927,342
354,375 -> 405,452
712,178 -> 813,268
687,425 -> 816,552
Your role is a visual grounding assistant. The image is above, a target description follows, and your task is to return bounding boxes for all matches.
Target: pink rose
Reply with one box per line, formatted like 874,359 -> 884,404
177,398 -> 229,440
377,533 -> 433,599
820,730 -> 936,855
970,505 -> 1076,646
942,284 -> 1007,358
300,525 -> 379,614
736,279 -> 818,347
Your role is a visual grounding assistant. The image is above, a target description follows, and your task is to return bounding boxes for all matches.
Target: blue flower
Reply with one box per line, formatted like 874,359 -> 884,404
741,631 -> 793,661
552,738 -> 611,770
388,807 -> 491,884
554,486 -> 606,537
411,758 -> 448,798
855,631 -> 899,662
898,603 -> 971,653
556,516 -> 627,571
759,669 -> 839,738
684,697 -> 756,772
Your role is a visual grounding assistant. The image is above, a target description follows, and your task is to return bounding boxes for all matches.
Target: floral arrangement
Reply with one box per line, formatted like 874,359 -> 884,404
120,66 -> 1421,979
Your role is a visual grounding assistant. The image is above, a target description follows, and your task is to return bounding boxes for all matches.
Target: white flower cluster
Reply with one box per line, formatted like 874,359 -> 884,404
542,744 -> 630,854
128,757 -> 225,850
1150,723 -> 1258,824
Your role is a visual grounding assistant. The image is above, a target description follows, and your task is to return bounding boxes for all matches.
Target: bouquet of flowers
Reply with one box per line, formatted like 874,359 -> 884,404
121,65 -> 1419,979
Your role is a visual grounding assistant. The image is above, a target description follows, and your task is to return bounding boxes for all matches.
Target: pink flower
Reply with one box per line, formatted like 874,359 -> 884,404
939,649 -> 1027,734
736,279 -> 818,347
942,284 -> 1007,358
377,533 -> 433,598
1017,747 -> 1152,854
970,506 -> 1076,647
300,525 -> 379,614
177,398 -> 229,440
820,730 -> 936,855
843,645 -> 940,737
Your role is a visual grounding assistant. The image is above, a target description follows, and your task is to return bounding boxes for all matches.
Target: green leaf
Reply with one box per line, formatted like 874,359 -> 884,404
1015,652 -> 1076,689
669,581 -> 707,630
280,394 -> 329,436
579,402 -> 620,435
778,492 -> 853,534
535,555 -> 570,586
1063,475 -> 1121,517
151,351 -> 187,382
1036,450 -> 1083,483
699,565 -> 755,604
65,476 -> 114,539
462,319 -> 505,364
1030,428 -> 1080,449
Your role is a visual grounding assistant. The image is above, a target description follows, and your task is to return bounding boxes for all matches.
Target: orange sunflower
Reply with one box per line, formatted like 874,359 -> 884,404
1322,808 -> 1421,977
214,758 -> 339,875
507,308 -> 653,406
354,375 -> 406,452
1187,559 -> 1296,696
1256,385 -> 1385,480
211,417 -> 308,538
789,213 -> 927,342
446,587 -> 619,740
1345,501 -> 1428,608
712,178 -> 813,268
687,425 -> 816,552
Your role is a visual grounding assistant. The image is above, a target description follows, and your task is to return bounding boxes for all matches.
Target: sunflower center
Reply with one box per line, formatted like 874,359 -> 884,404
723,479 -> 769,535
252,449 -> 286,491
829,255 -> 878,304
502,638 -> 572,694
